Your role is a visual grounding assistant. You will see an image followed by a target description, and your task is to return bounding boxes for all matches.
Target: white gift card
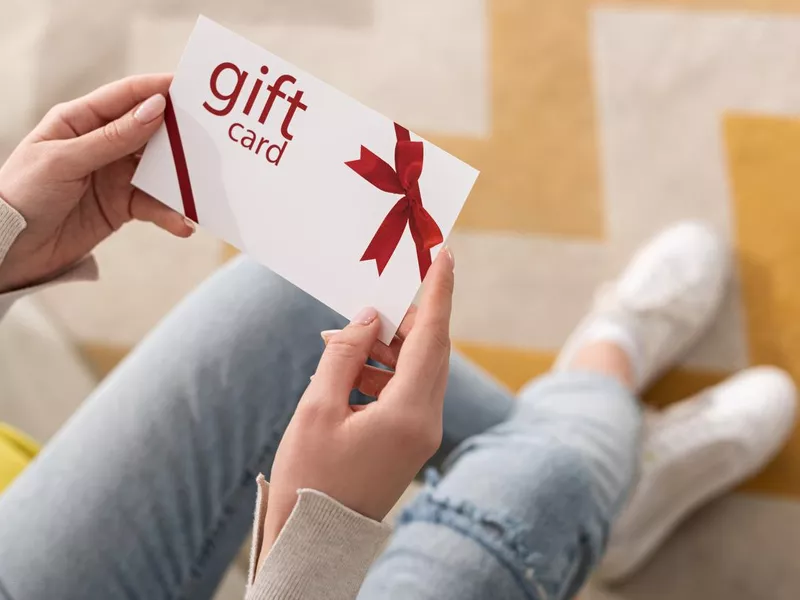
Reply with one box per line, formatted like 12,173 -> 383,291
133,16 -> 479,343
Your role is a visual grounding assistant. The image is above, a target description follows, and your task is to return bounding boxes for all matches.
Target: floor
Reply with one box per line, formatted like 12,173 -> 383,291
3,1 -> 800,598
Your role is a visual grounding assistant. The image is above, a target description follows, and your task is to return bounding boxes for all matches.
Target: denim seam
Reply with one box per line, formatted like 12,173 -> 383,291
174,414 -> 291,600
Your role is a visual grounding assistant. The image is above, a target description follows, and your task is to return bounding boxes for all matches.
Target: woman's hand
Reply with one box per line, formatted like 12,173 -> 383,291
0,74 -> 193,291
260,248 -> 455,559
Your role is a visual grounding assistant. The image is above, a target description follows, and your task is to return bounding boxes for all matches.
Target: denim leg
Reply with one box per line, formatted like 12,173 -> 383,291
0,256 -> 514,600
359,371 -> 642,600
435,352 -> 515,465
0,257 -> 343,600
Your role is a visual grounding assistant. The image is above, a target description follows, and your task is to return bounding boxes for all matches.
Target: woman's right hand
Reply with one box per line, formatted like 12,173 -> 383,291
259,248 -> 455,561
0,74 -> 192,292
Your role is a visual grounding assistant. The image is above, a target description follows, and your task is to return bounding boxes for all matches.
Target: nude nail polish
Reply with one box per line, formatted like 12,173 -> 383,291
134,94 -> 167,124
351,307 -> 378,325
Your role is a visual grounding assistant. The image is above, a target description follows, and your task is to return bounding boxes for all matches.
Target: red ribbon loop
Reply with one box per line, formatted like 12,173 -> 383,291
346,124 -> 443,280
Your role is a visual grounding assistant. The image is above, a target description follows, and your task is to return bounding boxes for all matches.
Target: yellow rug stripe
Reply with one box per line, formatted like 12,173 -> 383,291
455,342 -> 555,392
429,0 -> 604,238
726,114 -> 800,498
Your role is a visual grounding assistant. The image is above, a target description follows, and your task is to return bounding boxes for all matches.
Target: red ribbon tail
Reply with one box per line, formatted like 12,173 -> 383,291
360,199 -> 409,275
415,247 -> 433,280
408,207 -> 441,280
164,95 -> 199,223
410,201 -> 444,247
394,123 -> 411,143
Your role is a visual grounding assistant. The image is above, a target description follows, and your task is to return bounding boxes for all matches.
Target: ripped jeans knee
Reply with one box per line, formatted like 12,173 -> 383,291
393,463 -> 606,600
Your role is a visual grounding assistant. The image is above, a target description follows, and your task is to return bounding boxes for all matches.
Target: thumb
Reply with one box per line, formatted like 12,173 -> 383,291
65,93 -> 166,175
311,308 -> 381,400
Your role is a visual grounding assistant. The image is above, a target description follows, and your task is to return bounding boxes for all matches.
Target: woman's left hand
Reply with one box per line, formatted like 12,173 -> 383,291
259,249 -> 455,563
0,74 -> 193,292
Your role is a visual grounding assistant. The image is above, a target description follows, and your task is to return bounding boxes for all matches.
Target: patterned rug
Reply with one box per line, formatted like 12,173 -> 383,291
4,1 -> 800,597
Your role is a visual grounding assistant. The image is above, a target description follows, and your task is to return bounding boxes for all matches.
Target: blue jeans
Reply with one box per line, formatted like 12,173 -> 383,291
0,257 -> 641,600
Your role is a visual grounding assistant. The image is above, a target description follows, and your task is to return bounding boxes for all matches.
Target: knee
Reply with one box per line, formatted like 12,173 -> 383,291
224,257 -> 325,318
361,522 -> 525,599
441,435 -> 613,548
394,449 -> 607,599
524,444 -> 604,527
201,257 -> 347,343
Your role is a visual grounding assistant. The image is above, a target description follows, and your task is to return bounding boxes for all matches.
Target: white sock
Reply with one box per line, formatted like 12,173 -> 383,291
562,318 -> 644,385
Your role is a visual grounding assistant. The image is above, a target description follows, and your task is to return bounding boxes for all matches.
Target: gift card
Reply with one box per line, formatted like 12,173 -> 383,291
133,16 -> 479,344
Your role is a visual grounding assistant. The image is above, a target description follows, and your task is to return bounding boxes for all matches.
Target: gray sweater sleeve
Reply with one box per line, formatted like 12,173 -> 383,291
246,475 -> 392,600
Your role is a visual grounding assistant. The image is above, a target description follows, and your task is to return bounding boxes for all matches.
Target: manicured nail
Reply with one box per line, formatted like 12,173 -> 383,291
320,330 -> 341,345
183,217 -> 197,233
134,93 -> 167,124
351,307 -> 378,325
443,246 -> 455,271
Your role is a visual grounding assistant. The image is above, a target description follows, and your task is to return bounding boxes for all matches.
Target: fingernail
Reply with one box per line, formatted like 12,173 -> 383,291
351,307 -> 378,325
443,246 -> 455,271
183,217 -> 196,233
320,330 -> 341,345
134,93 -> 167,124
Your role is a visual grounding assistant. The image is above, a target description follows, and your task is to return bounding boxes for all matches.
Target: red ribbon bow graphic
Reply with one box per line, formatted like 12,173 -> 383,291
346,124 -> 443,280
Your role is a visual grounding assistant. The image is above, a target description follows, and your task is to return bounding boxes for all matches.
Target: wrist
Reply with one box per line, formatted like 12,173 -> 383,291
256,502 -> 293,573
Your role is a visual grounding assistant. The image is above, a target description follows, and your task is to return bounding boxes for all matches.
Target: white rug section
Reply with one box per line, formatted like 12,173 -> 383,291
450,231 -> 610,350
0,297 -> 96,443
127,0 -> 489,137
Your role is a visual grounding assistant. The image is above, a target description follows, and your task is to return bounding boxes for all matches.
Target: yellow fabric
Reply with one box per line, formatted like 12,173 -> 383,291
0,423 -> 39,493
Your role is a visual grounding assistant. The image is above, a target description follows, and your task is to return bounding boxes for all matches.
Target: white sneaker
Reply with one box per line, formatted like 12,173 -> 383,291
597,366 -> 798,583
556,222 -> 730,392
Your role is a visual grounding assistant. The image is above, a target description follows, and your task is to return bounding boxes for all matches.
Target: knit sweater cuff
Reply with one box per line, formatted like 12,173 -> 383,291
247,478 -> 391,600
0,196 -> 26,265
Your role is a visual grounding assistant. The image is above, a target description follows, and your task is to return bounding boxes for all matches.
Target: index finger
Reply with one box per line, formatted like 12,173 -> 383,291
364,306 -> 418,369
45,74 -> 173,139
393,248 -> 455,389
319,304 -> 416,371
